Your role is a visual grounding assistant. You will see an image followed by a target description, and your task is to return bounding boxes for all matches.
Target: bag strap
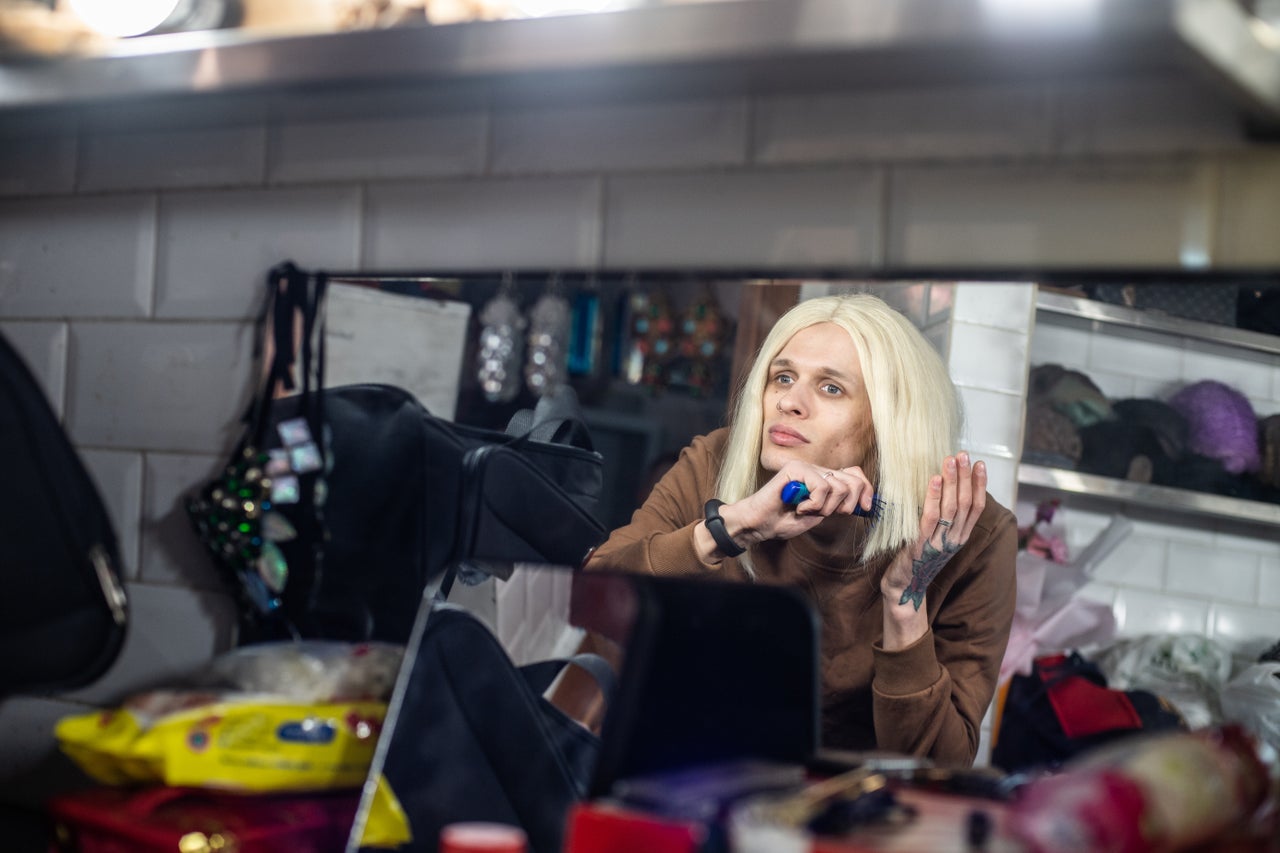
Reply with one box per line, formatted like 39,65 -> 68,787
243,261 -> 329,448
505,385 -> 594,451
520,653 -> 616,707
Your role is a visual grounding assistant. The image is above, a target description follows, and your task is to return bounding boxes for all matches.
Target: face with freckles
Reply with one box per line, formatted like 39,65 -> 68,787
760,322 -> 876,474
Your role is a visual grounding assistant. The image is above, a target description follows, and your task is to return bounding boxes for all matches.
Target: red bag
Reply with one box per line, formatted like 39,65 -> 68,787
46,786 -> 358,852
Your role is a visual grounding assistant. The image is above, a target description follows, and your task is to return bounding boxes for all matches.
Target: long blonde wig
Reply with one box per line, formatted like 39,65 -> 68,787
716,293 -> 962,571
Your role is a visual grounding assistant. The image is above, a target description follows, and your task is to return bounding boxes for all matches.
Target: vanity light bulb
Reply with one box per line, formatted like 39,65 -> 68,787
69,0 -> 183,37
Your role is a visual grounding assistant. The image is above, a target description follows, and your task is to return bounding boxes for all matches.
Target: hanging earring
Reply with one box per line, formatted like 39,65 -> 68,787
477,272 -> 525,404
525,272 -> 572,397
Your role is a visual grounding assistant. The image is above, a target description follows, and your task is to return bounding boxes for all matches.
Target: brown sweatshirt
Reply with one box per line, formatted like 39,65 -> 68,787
589,428 -> 1017,766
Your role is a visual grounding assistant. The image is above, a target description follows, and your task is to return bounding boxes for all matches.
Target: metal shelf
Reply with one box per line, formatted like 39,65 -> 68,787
1018,463 -> 1280,529
1,0 -> 1279,124
1028,291 -> 1280,530
1035,289 -> 1280,357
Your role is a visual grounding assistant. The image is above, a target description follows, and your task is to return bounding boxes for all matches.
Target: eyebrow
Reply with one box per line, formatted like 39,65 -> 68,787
770,357 -> 857,384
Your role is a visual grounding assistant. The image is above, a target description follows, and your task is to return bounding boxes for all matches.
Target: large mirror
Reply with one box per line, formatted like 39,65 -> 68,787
317,271 -> 1280,533
321,273 -> 964,530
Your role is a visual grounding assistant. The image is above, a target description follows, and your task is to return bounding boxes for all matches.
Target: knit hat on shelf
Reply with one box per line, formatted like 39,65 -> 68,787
1077,420 -> 1167,484
1028,364 -> 1113,428
1111,398 -> 1189,462
1022,400 -> 1082,469
1167,380 -> 1261,475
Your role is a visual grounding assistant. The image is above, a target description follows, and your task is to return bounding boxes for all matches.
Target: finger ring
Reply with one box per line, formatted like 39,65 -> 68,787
937,519 -> 952,527
821,470 -> 835,480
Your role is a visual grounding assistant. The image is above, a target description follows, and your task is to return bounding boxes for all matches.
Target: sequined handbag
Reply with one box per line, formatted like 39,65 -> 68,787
185,261 -> 330,642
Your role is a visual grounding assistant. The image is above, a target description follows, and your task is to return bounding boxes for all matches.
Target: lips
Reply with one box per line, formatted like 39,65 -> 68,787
768,424 -> 808,446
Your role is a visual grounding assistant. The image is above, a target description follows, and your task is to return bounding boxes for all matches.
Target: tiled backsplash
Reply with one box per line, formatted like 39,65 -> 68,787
2,74 -> 1280,800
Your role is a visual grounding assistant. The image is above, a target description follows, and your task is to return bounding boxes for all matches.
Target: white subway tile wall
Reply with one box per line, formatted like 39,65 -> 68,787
887,160 -> 1216,268
66,321 -> 258,452
1,77 -> 1279,789
1052,77 -> 1246,156
604,168 -> 883,268
269,112 -> 487,184
948,322 -> 1031,396
491,98 -> 749,175
0,133 -> 77,197
78,125 -> 268,192
0,321 -> 68,415
365,176 -> 602,269
1217,153 -> 1280,266
156,187 -> 363,319
753,84 -> 1052,163
0,195 -> 157,319
140,452 -> 232,590
80,449 -> 145,580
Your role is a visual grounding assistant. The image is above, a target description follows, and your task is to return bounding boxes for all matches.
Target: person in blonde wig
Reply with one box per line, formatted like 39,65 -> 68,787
717,294 -> 962,575
589,293 -> 1017,765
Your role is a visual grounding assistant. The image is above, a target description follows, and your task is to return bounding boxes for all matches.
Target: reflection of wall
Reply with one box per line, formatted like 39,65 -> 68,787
2,73 -> 1280,793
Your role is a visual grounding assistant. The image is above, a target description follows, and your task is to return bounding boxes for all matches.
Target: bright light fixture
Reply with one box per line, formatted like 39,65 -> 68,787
510,0 -> 634,18
69,0 -> 183,38
980,0 -> 1103,26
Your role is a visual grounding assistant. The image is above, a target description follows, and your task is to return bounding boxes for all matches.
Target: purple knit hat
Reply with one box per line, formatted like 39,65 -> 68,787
1168,381 -> 1261,474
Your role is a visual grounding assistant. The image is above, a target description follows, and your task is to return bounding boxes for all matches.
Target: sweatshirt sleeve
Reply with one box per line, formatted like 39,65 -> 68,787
870,504 -> 1018,766
587,430 -> 742,578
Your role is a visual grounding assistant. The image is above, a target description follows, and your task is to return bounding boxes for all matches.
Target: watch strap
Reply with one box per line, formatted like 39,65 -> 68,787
703,498 -> 746,558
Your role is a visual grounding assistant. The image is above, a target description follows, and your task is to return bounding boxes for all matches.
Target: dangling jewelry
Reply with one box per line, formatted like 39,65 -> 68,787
568,275 -> 602,378
525,273 -> 571,397
476,272 -> 525,403
674,283 -> 726,397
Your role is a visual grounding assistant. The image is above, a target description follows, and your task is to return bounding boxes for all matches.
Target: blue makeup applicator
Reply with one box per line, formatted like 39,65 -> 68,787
782,480 -> 885,524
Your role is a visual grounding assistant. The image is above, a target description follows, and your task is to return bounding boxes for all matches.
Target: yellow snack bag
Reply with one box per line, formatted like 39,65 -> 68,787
56,708 -> 155,786
56,697 -> 386,792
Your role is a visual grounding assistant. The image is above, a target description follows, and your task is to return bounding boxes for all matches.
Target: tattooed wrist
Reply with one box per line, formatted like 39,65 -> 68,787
896,540 -> 957,610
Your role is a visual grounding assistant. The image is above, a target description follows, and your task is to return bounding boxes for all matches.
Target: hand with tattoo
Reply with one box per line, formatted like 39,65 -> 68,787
881,452 -> 988,612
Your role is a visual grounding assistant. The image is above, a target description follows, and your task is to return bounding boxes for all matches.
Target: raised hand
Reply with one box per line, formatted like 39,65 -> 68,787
884,452 -> 987,611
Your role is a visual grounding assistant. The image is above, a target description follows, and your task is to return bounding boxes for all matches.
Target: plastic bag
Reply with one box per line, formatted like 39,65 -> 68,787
1221,662 -> 1280,756
204,640 -> 402,702
1000,512 -> 1130,684
1091,633 -> 1232,730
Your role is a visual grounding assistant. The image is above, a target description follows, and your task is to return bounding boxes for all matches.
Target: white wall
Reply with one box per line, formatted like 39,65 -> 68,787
2,72 -> 1279,797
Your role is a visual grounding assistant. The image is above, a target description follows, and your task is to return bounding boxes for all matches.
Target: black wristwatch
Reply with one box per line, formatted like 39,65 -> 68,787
703,499 -> 746,558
